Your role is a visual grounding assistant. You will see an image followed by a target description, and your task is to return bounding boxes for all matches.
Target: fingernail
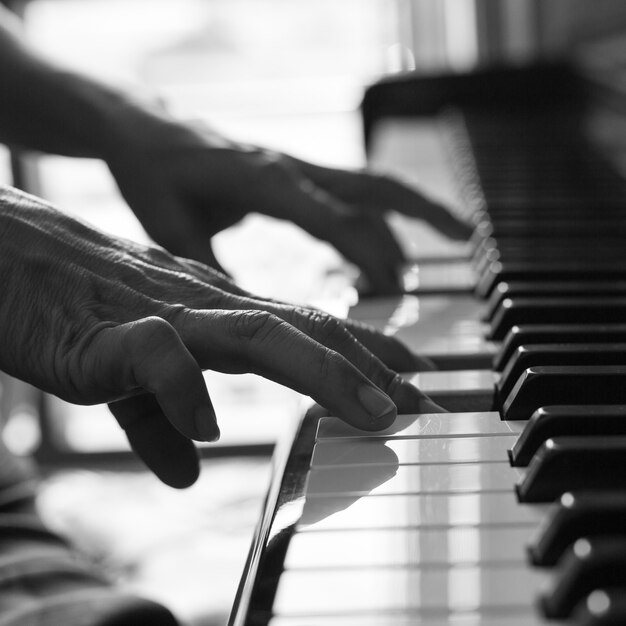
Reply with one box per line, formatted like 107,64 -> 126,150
357,385 -> 397,422
194,406 -> 220,442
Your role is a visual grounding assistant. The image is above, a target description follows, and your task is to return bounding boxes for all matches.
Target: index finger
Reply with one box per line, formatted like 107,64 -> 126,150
177,309 -> 438,430
293,159 -> 473,241
261,176 -> 405,295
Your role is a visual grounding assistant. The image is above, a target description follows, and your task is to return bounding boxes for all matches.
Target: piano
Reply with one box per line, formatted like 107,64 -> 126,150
228,59 -> 626,625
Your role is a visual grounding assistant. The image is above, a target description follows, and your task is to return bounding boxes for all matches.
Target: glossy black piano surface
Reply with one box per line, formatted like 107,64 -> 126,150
229,62 -> 626,626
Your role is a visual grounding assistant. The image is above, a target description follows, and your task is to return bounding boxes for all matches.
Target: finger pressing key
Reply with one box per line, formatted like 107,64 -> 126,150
177,309 -> 405,431
206,300 -> 437,415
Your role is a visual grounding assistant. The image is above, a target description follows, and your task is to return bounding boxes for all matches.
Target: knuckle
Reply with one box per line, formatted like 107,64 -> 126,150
334,210 -> 370,235
121,317 -> 189,390
259,155 -> 298,190
298,308 -> 347,345
367,171 -> 394,190
316,346 -> 341,382
145,244 -> 178,267
228,310 -> 284,343
385,372 -> 406,398
363,171 -> 403,200
124,316 -> 178,355
161,304 -> 193,330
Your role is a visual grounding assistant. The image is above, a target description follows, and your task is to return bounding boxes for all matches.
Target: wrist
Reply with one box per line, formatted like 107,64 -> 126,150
100,100 -> 216,169
63,74 -> 171,161
17,64 -> 172,161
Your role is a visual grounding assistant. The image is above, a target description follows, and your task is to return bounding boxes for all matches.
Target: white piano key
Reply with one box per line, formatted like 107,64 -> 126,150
348,294 -> 493,358
347,295 -> 423,325
401,261 -> 476,292
311,435 -> 518,467
317,413 -> 525,440
284,526 -> 534,568
305,462 -> 522,497
273,566 -> 550,616
298,492 -> 548,531
269,614 -> 551,626
406,370 -> 497,393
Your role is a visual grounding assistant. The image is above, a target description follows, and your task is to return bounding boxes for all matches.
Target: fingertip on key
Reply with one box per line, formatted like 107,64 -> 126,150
357,384 -> 397,427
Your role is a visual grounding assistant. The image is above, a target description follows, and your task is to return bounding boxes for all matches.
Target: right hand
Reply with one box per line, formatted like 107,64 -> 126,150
0,186 -> 441,488
105,116 -> 472,292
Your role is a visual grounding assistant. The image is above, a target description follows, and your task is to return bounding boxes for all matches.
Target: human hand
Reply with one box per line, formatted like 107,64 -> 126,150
105,113 -> 471,293
0,186 -> 441,488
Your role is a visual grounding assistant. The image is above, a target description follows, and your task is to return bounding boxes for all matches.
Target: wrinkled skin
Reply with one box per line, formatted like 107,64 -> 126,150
0,186 -> 441,488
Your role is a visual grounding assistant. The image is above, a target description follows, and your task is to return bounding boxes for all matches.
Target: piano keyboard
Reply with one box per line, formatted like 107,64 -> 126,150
229,65 -> 626,626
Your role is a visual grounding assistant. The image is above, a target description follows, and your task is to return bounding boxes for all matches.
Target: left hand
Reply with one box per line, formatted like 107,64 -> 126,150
105,113 -> 471,294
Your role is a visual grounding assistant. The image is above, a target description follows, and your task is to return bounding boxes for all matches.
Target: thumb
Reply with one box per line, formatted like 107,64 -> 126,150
109,394 -> 201,488
84,317 -> 220,487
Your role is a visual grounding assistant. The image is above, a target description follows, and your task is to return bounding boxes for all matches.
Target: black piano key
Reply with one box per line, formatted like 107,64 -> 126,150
501,366 -> 626,421
529,492 -> 626,567
475,201 -> 626,216
474,250 -> 626,282
485,280 -> 626,322
516,436 -> 626,503
484,222 -> 626,239
574,588 -> 626,625
485,199 -> 626,213
542,538 -> 626,619
485,282 -> 626,323
475,245 -> 626,276
494,324 -> 626,371
481,167 -> 624,181
497,345 -> 626,403
476,262 -> 626,299
475,219 -> 626,240
472,235 -> 626,269
509,405 -> 626,467
489,297 -> 626,341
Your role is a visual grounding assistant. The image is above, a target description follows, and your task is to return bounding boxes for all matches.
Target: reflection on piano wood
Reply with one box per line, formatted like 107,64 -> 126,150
229,64 -> 626,625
